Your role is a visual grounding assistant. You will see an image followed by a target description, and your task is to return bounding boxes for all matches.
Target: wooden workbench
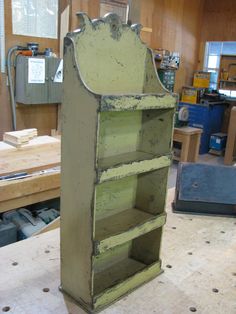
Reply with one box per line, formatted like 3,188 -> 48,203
0,188 -> 235,314
0,136 -> 61,213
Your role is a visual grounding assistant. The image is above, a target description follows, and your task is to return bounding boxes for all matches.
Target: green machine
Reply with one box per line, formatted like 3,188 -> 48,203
158,69 -> 176,92
61,13 -> 176,313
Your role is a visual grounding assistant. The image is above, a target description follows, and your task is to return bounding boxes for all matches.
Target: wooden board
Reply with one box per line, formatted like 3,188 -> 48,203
0,172 -> 60,213
0,188 -> 236,313
174,127 -> 202,135
0,136 -> 60,176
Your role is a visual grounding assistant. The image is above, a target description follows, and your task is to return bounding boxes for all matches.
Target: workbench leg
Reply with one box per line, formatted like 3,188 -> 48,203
188,134 -> 201,162
180,135 -> 190,162
224,108 -> 236,165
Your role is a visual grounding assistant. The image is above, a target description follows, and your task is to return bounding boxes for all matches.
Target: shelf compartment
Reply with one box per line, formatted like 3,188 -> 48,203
93,228 -> 163,311
97,153 -> 171,183
94,208 -> 166,255
95,168 -> 169,222
97,109 -> 174,170
93,258 -> 161,310
100,94 -> 176,111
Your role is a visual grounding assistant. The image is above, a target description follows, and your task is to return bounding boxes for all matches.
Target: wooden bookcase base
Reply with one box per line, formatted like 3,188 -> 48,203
60,261 -> 162,313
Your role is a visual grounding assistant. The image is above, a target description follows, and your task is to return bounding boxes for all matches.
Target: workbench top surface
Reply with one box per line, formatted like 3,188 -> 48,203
0,136 -> 61,176
0,188 -> 236,314
174,127 -> 203,135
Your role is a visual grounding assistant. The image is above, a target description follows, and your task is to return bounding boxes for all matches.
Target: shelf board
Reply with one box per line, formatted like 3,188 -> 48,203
219,79 -> 236,83
94,209 -> 166,254
100,94 -> 176,111
93,259 -> 162,310
97,152 -> 171,183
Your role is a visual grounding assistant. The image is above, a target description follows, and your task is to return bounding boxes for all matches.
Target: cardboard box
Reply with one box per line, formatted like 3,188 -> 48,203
209,132 -> 227,151
193,71 -> 211,88
181,86 -> 204,104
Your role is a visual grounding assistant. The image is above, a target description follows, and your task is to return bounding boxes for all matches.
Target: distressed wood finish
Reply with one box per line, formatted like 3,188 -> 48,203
61,13 -> 176,313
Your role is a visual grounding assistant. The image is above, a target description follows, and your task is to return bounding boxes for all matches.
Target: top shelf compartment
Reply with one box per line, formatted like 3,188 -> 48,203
100,94 -> 176,112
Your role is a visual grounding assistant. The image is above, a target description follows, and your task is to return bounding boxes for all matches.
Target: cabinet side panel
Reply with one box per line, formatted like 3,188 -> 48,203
61,41 -> 98,304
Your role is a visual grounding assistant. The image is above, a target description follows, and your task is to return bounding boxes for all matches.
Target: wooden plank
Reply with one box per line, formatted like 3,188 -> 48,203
0,188 -> 60,213
0,135 -> 58,152
174,127 -> 202,135
0,172 -> 60,202
61,35 -> 98,304
94,210 -> 166,254
0,140 -> 60,176
100,94 -> 175,111
98,154 -> 171,183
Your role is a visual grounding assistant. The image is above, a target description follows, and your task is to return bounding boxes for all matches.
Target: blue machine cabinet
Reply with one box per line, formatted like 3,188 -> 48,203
178,102 -> 226,154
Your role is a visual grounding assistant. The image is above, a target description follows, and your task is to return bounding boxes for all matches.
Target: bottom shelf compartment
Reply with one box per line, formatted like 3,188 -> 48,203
93,258 -> 162,310
93,228 -> 163,310
94,256 -> 146,295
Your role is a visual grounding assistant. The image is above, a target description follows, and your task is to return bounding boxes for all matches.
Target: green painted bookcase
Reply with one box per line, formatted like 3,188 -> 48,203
61,13 -> 176,313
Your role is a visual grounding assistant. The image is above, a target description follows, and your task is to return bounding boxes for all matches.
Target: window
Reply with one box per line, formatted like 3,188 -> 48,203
12,0 -> 58,39
204,41 -> 236,95
100,0 -> 129,23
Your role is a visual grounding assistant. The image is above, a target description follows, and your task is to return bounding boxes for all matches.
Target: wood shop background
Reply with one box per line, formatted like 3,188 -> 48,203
0,1 -> 236,314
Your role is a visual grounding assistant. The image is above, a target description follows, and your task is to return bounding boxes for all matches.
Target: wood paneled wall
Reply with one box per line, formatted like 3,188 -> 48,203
201,0 -> 236,42
198,0 -> 236,69
140,0 -> 205,92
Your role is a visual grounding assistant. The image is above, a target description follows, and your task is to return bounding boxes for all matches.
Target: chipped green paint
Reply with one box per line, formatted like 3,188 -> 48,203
93,261 -> 162,310
61,11 -> 176,314
73,14 -> 147,95
98,155 -> 171,183
94,213 -> 166,255
98,111 -> 142,159
101,94 -> 176,111
95,176 -> 137,220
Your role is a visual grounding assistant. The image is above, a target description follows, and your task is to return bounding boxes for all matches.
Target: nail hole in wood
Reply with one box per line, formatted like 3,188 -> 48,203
45,250 -> 50,253
212,288 -> 219,293
43,288 -> 50,292
166,264 -> 172,268
205,241 -> 210,244
12,262 -> 18,266
172,227 -> 176,229
232,272 -> 236,276
188,252 -> 193,255
220,231 -> 225,233
189,307 -> 197,312
2,307 -> 10,312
